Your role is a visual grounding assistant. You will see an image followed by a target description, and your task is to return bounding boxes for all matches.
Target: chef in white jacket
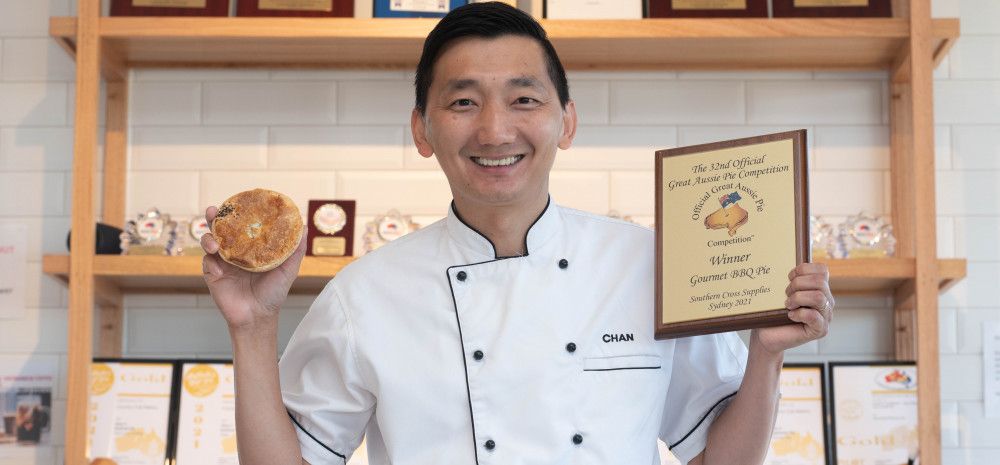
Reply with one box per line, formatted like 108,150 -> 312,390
199,3 -> 835,465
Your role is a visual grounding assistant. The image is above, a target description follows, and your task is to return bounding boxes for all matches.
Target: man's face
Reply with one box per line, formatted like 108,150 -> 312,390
412,35 -> 577,209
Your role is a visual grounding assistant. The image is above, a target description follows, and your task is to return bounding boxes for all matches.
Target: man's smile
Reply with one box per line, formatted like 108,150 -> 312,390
470,154 -> 526,168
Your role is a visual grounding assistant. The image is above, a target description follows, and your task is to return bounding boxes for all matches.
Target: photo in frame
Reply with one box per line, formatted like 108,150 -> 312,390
655,130 -> 809,339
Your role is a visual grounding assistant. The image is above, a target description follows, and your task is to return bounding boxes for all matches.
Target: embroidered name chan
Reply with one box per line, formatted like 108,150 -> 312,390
602,333 -> 635,343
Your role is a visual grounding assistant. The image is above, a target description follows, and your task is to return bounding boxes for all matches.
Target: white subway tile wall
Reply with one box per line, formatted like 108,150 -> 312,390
0,0 -> 997,463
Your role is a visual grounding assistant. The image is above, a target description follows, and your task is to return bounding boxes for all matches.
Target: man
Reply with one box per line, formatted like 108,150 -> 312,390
200,3 -> 834,464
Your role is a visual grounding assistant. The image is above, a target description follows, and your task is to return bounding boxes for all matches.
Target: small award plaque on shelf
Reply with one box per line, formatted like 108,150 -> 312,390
545,0 -> 642,19
109,0 -> 231,16
236,0 -> 353,17
647,0 -> 768,18
772,0 -> 891,18
655,130 -> 809,339
307,200 -> 356,257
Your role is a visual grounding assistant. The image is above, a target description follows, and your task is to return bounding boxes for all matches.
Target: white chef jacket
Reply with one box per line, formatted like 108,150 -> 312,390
279,197 -> 748,465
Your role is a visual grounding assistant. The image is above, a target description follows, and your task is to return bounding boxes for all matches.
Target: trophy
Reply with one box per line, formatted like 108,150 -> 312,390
307,200 -> 356,257
170,216 -> 211,256
362,210 -> 420,254
120,208 -> 174,255
810,216 -> 837,260
837,212 -> 896,258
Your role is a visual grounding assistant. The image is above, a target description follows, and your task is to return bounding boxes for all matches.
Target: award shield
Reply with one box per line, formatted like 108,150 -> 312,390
655,130 -> 809,339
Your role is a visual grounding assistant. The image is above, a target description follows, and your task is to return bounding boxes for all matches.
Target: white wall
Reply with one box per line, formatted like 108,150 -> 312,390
0,0 -> 997,463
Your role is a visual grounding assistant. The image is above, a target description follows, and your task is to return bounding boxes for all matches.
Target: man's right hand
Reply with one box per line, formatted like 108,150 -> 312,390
200,205 -> 307,331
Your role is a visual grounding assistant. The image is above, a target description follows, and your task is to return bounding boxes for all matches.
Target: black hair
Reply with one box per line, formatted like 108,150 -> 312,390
413,1 -> 570,115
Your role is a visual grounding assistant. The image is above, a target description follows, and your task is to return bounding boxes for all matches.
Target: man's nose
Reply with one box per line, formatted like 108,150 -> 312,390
476,102 -> 517,146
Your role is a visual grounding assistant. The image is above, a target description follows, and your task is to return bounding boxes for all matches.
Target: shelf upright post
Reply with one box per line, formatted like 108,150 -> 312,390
890,0 -> 942,464
95,76 -> 129,357
66,0 -> 102,463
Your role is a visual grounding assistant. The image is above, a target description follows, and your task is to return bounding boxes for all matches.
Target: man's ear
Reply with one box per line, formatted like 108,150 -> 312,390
411,108 -> 435,158
557,100 -> 578,151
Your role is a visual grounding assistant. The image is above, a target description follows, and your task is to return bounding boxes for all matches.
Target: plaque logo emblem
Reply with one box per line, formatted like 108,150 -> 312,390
704,191 -> 748,237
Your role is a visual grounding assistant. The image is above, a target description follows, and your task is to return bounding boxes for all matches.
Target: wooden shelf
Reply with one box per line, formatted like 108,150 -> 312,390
43,254 -> 350,295
42,254 -> 966,297
49,17 -> 959,72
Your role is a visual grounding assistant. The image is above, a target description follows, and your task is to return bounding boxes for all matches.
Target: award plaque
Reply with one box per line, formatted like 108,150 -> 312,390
763,364 -> 829,465
362,210 -> 420,254
87,359 -> 176,465
173,361 -> 237,465
647,0 -> 768,18
655,130 -> 809,339
830,362 -> 918,465
307,200 -> 356,257
110,0 -> 230,16
772,0 -> 891,18
236,0 -> 353,17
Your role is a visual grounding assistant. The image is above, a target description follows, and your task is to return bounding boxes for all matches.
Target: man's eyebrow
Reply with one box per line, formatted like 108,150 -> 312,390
444,78 -> 478,91
508,76 -> 545,91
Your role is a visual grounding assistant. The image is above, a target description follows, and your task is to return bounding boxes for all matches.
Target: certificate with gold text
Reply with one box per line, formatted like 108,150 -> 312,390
87,360 -> 175,465
655,130 -> 808,339
830,363 -> 918,465
764,364 -> 829,465
174,361 -> 238,465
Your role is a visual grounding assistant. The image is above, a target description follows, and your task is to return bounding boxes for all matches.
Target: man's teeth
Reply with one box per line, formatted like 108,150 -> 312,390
472,155 -> 524,167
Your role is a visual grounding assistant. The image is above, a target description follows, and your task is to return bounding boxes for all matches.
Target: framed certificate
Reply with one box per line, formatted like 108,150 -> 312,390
172,360 -> 237,465
772,0 -> 891,18
655,130 -> 809,339
87,359 -> 177,465
647,0 -> 768,18
110,0 -> 231,16
830,362 -> 918,465
764,364 -> 829,465
236,0 -> 354,17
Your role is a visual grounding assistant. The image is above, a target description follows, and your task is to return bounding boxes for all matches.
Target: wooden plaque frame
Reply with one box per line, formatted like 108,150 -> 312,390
647,0 -> 768,18
772,0 -> 892,18
109,0 -> 230,16
654,130 -> 809,339
235,0 -> 353,17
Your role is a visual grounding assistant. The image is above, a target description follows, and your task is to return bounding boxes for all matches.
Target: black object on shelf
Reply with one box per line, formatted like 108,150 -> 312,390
66,223 -> 123,255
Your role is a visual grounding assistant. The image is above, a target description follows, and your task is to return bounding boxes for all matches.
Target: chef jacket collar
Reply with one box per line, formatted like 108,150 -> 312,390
446,195 -> 560,260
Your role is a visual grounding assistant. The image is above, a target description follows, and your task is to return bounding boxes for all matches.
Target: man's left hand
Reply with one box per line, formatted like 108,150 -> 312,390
753,263 -> 834,355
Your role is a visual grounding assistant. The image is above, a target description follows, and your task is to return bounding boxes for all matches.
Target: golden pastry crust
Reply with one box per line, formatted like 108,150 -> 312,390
212,189 -> 303,272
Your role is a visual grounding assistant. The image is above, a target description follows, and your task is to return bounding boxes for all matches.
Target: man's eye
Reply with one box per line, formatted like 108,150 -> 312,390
515,97 -> 538,105
452,99 -> 474,107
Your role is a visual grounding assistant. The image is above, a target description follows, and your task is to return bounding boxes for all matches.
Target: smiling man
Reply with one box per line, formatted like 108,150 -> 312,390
199,3 -> 834,465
